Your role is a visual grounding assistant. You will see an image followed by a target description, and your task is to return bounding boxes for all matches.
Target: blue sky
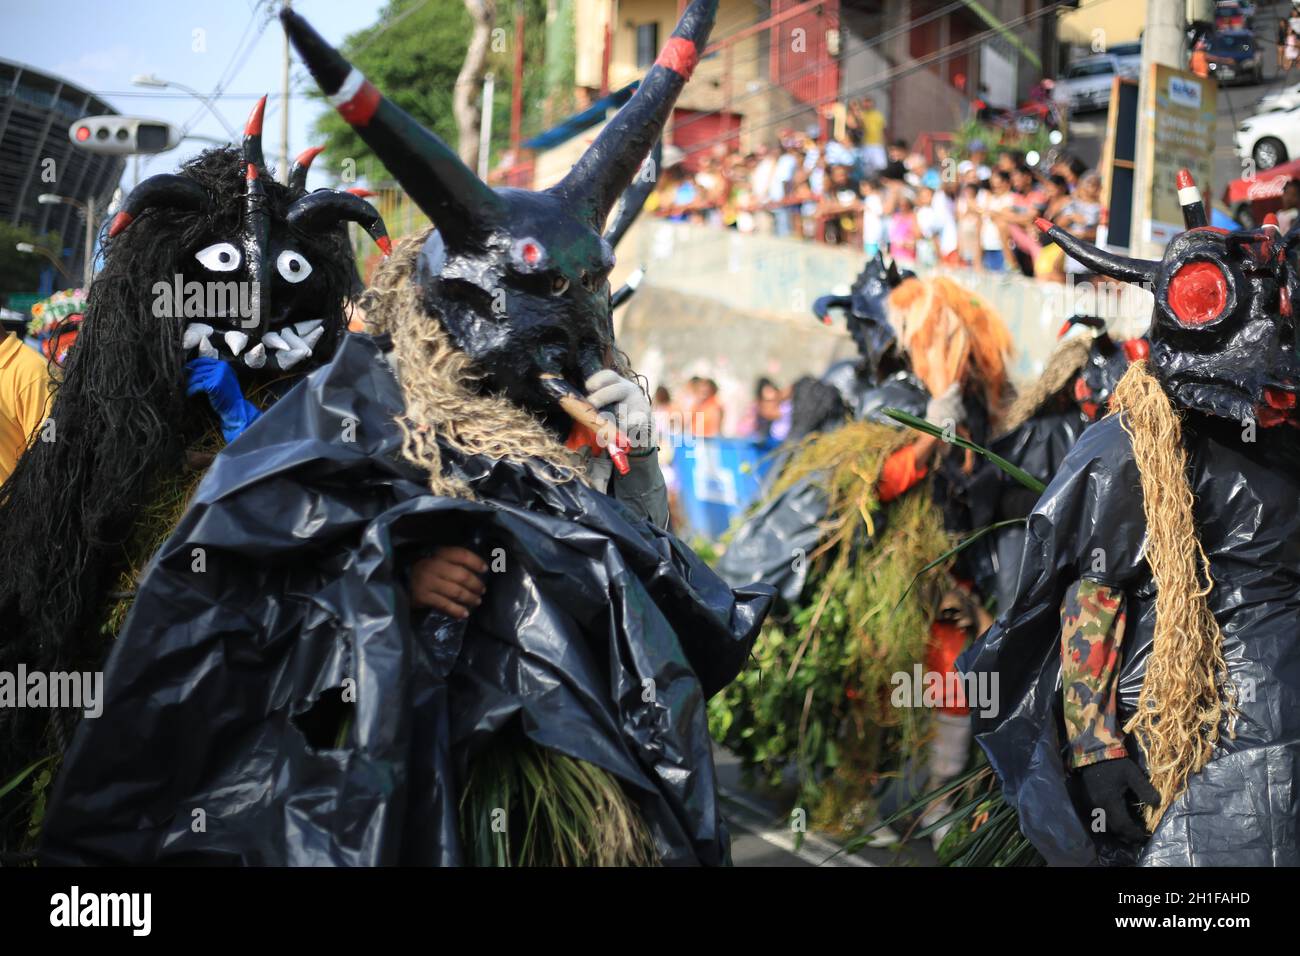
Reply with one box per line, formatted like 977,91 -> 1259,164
0,0 -> 387,191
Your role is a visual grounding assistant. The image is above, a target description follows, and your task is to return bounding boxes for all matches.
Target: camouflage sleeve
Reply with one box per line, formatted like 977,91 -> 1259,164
1060,579 -> 1129,769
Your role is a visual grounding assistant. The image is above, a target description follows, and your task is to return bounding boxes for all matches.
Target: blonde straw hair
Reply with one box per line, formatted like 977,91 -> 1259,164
1109,360 -> 1236,829
362,229 -> 586,499
999,334 -> 1092,434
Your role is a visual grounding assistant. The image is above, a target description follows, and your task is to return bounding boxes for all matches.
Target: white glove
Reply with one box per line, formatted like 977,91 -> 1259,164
584,369 -> 654,450
925,383 -> 965,435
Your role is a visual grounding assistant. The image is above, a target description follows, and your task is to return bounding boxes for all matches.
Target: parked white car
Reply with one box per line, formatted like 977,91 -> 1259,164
1236,105 -> 1300,169
1254,81 -> 1300,114
1053,54 -> 1140,113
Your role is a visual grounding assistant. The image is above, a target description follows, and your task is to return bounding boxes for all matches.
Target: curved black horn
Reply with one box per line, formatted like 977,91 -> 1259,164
289,145 -> 324,193
603,140 -> 662,249
244,95 -> 267,174
1036,218 -> 1158,284
554,0 -> 717,228
610,267 -> 644,310
281,7 -> 503,246
107,174 -> 208,238
243,149 -> 271,328
812,294 -> 852,325
288,190 -> 392,255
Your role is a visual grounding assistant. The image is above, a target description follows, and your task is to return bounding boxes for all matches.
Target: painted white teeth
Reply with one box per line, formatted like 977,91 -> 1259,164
301,326 -> 324,350
224,330 -> 249,356
293,319 -> 322,337
275,348 -> 310,370
243,343 -> 267,369
262,331 -> 289,351
280,328 -> 308,351
182,322 -> 214,350
197,335 -> 219,359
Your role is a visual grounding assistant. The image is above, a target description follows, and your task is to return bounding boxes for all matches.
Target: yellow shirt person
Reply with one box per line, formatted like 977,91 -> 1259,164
0,332 -> 52,483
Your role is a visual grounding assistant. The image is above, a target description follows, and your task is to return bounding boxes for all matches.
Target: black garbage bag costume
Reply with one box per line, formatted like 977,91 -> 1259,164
962,194 -> 1300,866
0,98 -> 387,852
42,0 -> 771,866
982,317 -> 1147,611
41,333 -> 768,865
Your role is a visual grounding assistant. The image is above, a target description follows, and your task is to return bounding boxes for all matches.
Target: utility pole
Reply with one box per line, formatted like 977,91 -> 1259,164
83,196 -> 96,288
281,0 -> 292,183
1130,0 -> 1187,258
478,72 -> 495,180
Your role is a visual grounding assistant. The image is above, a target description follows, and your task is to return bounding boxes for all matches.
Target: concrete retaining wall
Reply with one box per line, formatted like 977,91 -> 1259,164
614,221 -> 1153,429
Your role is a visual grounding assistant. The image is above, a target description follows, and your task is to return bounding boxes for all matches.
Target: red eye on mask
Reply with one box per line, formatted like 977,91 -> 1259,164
1166,260 -> 1227,327
510,237 -> 549,272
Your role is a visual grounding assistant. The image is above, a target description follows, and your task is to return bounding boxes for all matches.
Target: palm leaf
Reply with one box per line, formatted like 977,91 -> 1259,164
0,756 -> 53,802
881,408 -> 1046,493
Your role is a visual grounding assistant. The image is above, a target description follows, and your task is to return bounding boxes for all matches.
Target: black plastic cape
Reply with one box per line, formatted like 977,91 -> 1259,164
961,412 -> 1300,866
978,404 -> 1089,609
40,333 -> 772,865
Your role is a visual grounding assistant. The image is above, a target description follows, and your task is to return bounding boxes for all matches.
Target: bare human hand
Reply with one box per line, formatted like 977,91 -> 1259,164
409,546 -> 488,619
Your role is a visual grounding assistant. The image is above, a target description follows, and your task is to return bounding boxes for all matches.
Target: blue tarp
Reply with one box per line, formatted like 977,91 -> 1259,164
675,437 -> 779,540
522,81 -> 639,151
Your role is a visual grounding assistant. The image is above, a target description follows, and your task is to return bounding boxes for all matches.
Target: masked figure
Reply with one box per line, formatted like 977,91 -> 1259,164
813,253 -> 922,422
0,99 -> 388,855
41,1 -> 771,867
712,270 -> 1012,832
962,177 -> 1300,865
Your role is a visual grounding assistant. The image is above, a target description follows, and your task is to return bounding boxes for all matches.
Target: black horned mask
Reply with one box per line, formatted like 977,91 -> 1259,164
1039,170 -> 1300,428
282,2 -> 714,427
812,252 -> 913,381
1057,315 -> 1149,421
107,97 -> 390,375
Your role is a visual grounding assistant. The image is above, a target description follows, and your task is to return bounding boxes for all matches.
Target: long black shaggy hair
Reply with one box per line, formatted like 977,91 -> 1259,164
0,148 -> 354,803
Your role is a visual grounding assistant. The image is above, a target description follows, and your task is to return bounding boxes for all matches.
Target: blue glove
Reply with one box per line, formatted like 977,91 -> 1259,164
185,357 -> 261,443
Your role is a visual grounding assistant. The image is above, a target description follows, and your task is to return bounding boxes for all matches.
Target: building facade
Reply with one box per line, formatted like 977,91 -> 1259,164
0,58 -> 125,290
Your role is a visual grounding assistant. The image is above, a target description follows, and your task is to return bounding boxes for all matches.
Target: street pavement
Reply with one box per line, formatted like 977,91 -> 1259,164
715,745 -> 942,868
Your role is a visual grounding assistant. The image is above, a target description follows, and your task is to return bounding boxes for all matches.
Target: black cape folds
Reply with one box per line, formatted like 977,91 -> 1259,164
41,334 -> 772,866
961,413 -> 1300,866
982,406 -> 1089,609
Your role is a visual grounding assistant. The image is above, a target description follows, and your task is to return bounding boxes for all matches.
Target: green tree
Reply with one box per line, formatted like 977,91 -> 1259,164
0,222 -> 63,300
310,0 -> 551,186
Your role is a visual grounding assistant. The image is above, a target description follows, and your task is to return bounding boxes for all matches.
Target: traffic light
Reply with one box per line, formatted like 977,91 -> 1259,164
68,116 -> 182,155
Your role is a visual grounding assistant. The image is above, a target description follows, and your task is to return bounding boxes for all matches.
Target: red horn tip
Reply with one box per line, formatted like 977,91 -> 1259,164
1035,217 -> 1054,233
245,95 -> 267,136
1264,212 -> 1280,228
1176,168 -> 1195,190
107,211 -> 134,238
655,37 -> 700,79
294,145 -> 325,167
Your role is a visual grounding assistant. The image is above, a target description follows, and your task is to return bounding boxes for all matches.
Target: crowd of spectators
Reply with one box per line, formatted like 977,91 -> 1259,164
649,96 -> 1110,283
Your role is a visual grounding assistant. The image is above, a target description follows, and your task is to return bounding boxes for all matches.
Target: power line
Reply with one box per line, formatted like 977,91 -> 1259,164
669,0 -> 1086,161
179,0 -> 272,136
